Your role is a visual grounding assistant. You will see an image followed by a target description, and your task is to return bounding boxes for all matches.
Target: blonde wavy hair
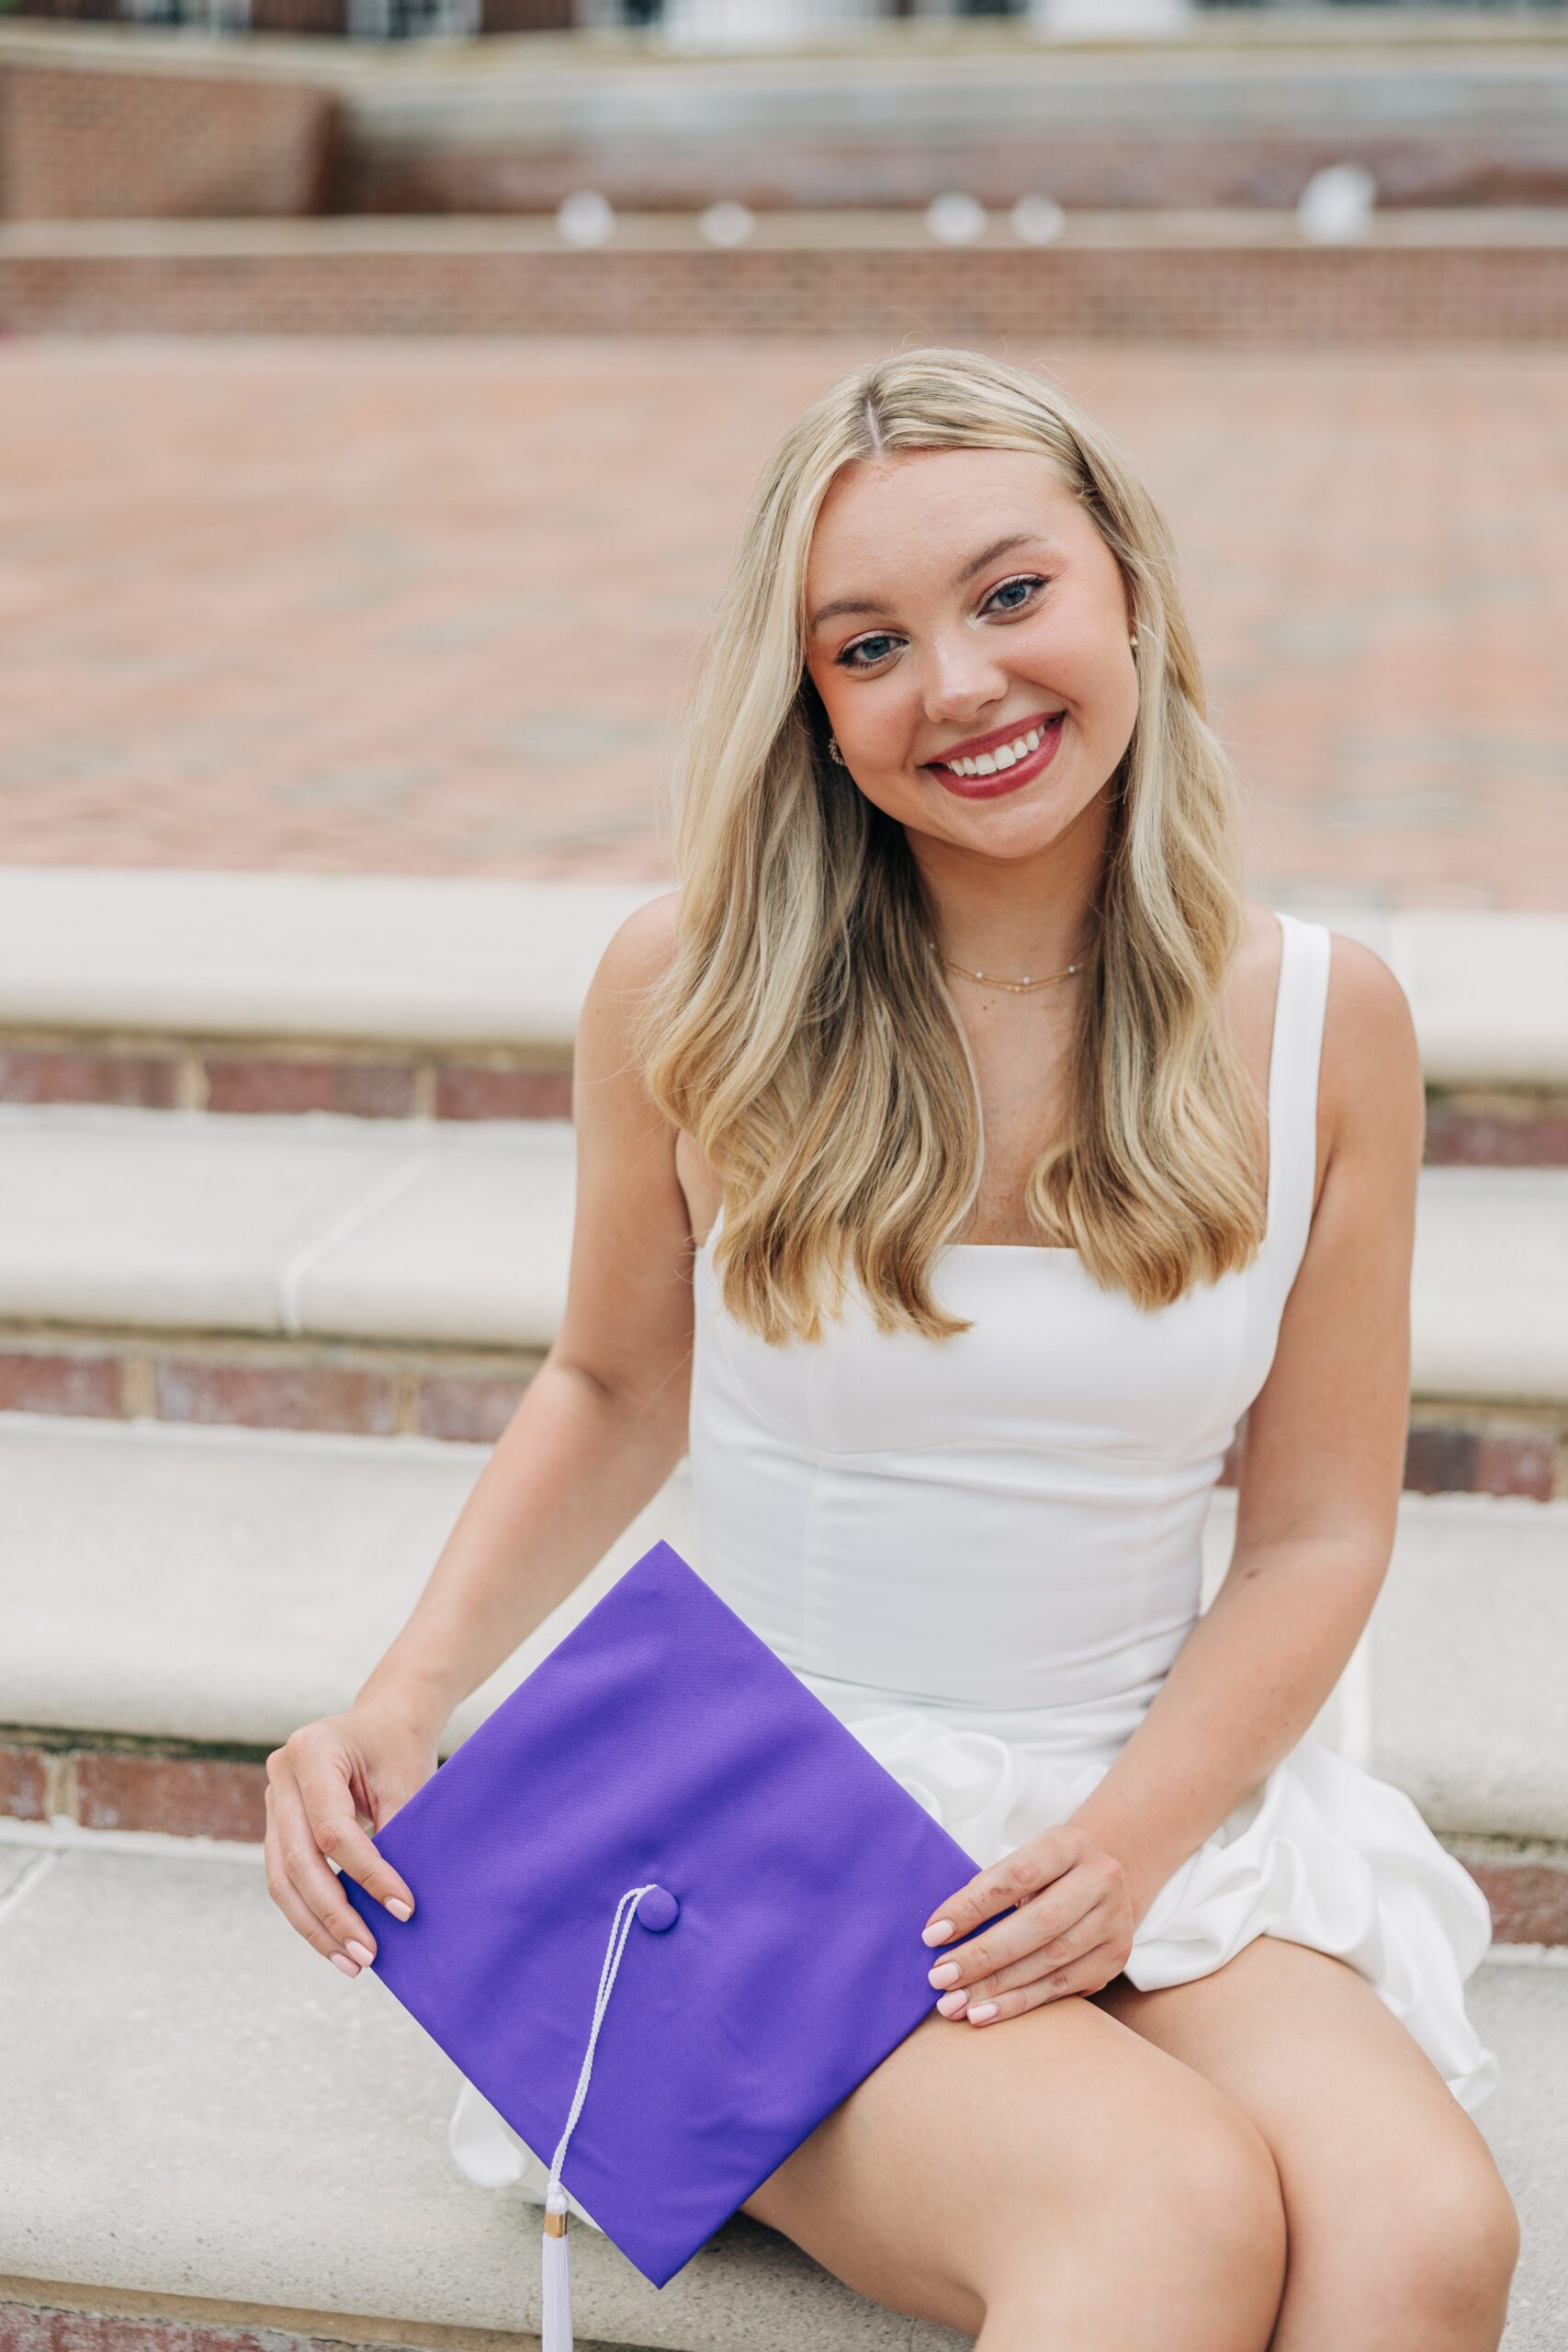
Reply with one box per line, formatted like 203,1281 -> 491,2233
637,345 -> 1263,1343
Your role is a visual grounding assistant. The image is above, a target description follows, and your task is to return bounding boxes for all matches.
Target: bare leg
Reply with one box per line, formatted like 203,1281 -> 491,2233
741,1989 -> 1287,2348
1093,1935 -> 1519,2351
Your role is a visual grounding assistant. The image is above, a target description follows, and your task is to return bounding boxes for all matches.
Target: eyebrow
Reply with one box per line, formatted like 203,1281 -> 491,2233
807,531 -> 1054,636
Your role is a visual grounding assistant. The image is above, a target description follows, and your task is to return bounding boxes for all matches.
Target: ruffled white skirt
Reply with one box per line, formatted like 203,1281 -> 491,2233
447,1701 -> 1499,2222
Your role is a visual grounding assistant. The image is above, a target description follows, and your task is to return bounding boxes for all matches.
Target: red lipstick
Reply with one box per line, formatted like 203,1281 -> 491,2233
923,711 -> 1066,801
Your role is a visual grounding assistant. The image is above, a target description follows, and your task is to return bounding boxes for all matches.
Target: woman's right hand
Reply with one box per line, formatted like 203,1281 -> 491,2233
264,1696 -> 439,1978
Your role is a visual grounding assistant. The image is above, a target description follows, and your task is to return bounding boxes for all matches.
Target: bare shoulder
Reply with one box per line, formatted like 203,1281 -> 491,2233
1316,922 -> 1424,1173
575,889 -> 680,1071
1230,899 -> 1422,1212
586,888 -> 680,999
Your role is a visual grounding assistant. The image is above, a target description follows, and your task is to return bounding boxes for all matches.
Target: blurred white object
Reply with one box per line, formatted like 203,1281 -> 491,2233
1297,163 -> 1378,245
1011,194 -> 1066,246
557,191 -> 615,247
1032,0 -> 1191,33
660,0 -> 880,47
926,193 -> 987,247
697,200 -> 756,248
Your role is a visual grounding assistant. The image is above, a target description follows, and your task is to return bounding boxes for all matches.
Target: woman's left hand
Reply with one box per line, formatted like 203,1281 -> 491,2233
919,1823 -> 1137,2025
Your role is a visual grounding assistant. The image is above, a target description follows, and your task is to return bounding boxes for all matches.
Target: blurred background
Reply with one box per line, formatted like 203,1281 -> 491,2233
2,7 -> 1567,2351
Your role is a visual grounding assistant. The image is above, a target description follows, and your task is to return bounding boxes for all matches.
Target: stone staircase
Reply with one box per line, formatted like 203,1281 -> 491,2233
5,19 -> 1568,344
1,865 -> 1565,2348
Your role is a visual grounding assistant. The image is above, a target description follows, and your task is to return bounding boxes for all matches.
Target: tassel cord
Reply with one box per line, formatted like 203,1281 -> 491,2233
539,1883 -> 659,2352
545,1881 -> 659,2215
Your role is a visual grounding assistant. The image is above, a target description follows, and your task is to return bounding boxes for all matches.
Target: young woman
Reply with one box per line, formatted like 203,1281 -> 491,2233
265,347 -> 1519,2351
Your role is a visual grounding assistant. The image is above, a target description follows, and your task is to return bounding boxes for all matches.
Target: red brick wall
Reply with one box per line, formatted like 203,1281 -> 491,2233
0,61 -> 341,220
3,236 -> 1564,342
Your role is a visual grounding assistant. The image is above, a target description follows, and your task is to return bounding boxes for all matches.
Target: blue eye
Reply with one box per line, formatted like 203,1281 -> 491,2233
833,575 -> 1048,673
988,575 -> 1043,613
837,632 -> 897,673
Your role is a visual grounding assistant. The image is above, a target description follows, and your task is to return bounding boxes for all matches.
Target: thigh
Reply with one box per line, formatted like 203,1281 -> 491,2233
1092,1936 -> 1518,2346
739,1986 -> 1285,2344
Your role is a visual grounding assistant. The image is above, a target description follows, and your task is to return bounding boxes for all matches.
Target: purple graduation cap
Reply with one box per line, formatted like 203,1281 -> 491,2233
343,1537 -> 996,2350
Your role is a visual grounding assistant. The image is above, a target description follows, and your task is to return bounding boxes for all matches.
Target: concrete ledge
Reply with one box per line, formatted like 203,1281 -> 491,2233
0,1411 -> 694,1756
0,869 -> 662,1053
0,870 -> 1564,1085
2,1412 -> 1563,1843
0,1104 -> 576,1351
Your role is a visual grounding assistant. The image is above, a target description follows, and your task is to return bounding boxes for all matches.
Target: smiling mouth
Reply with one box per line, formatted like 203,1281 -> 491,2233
924,712 -> 1066,799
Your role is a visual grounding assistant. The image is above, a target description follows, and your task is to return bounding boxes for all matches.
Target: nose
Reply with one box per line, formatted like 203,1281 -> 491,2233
919,632 -> 1012,730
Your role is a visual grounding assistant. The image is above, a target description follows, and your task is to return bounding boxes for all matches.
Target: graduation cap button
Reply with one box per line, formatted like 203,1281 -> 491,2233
636,1885 -> 680,1932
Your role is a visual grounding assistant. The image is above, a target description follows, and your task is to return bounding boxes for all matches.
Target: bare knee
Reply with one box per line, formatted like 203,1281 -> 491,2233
1352,2152 -> 1520,2346
1157,2102 -> 1288,2322
991,2091 -> 1287,2352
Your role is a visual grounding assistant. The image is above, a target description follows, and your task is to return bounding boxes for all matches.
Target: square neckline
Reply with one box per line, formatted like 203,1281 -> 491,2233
694,910 -> 1293,1265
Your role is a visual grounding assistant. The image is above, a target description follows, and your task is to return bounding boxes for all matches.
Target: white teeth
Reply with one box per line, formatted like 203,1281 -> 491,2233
942,721 -> 1050,779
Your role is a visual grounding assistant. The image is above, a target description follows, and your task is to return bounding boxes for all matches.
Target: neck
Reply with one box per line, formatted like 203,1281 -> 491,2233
907,790 -> 1109,982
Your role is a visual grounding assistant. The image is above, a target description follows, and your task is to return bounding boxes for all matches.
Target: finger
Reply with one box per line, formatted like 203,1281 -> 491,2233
264,1816 -> 374,1974
929,1894 -> 1115,2013
964,1940 -> 1126,2025
942,1898 -> 1119,2010
920,1828 -> 1080,1951
281,1736 -> 418,1922
925,1860 -> 1108,1994
266,1757 -> 409,1956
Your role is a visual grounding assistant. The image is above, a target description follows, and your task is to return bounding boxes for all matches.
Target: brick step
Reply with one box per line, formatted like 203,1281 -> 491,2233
3,873 -> 1566,1143
0,1329 -> 1559,1491
7,1721 -> 1563,1952
11,17 -> 1568,223
3,875 -> 1568,1148
4,1029 -> 1565,1166
3,1413 -> 1563,1887
2,1102 -> 1566,1484
0,1833 -> 1562,2350
0,867 -> 656,1119
5,210 -> 1568,344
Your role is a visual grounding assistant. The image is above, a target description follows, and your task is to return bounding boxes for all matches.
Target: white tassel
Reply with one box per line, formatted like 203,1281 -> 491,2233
538,1883 -> 658,2352
542,2185 -> 572,2352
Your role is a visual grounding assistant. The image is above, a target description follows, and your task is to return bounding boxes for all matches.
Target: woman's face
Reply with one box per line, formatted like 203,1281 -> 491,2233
801,447 -> 1139,864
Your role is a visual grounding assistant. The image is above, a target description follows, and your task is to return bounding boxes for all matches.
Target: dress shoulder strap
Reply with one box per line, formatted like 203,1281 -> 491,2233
1266,910 -> 1333,1270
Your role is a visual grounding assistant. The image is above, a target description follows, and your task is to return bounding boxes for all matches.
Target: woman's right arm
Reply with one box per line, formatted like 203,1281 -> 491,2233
264,893 -> 695,1974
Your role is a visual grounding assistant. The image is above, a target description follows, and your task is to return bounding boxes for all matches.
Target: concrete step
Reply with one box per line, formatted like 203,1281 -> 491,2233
0,871 -> 1564,1159
0,867 -> 660,1124
1,1410 -> 1562,1944
0,1100 -> 1565,1488
0,1824 -> 1561,2351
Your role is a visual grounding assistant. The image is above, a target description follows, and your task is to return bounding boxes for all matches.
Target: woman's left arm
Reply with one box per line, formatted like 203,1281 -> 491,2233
1067,932 -> 1426,1925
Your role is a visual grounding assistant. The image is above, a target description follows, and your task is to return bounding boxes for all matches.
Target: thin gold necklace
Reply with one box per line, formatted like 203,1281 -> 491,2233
929,936 -> 1088,994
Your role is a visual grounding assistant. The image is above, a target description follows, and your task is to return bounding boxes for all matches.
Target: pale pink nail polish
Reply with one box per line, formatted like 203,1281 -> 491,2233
344,1939 -> 376,1966
921,1919 -> 954,1947
968,2002 -> 998,2023
331,1951 -> 360,1978
937,1990 -> 968,2017
387,1897 -> 412,1922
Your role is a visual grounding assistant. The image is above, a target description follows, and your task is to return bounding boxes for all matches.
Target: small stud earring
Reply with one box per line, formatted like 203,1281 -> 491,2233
828,736 -> 847,765
1129,634 -> 1139,653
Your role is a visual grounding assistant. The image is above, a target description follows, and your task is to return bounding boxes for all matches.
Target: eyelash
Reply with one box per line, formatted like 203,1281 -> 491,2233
833,574 -> 1051,673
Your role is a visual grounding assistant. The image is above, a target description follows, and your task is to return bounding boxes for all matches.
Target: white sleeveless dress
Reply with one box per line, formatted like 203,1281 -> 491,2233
448,909 -> 1497,2220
